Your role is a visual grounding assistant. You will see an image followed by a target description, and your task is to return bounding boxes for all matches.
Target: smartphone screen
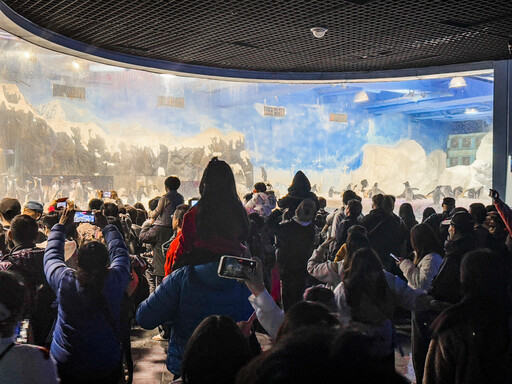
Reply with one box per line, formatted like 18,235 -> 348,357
217,256 -> 256,280
102,191 -> 112,198
389,253 -> 400,262
56,201 -> 67,209
190,198 -> 199,207
74,211 -> 95,224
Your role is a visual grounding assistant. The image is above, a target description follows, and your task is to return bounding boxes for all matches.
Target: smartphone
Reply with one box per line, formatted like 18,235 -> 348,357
189,198 -> 199,207
102,191 -> 112,198
56,201 -> 67,209
74,211 -> 96,224
489,189 -> 498,199
56,197 -> 68,210
217,256 -> 256,280
389,253 -> 400,262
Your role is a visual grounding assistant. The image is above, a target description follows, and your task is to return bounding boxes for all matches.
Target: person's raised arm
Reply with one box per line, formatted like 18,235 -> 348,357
44,204 -> 75,291
307,238 -> 342,286
244,258 -> 284,339
95,211 -> 130,277
491,189 -> 512,235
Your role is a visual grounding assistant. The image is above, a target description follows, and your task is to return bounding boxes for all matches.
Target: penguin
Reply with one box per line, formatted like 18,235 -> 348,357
368,183 -> 385,198
453,186 -> 463,199
398,181 -> 418,201
360,179 -> 369,195
427,186 -> 445,205
441,185 -> 454,198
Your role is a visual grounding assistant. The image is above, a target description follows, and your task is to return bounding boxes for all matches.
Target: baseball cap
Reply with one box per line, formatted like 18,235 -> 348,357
442,211 -> 474,234
24,201 -> 44,213
0,198 -> 21,220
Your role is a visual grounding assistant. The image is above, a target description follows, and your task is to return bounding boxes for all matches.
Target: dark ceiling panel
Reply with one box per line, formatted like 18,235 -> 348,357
2,0 -> 512,73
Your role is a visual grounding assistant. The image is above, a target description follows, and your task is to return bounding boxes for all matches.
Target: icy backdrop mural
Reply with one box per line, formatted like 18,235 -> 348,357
0,29 -> 493,211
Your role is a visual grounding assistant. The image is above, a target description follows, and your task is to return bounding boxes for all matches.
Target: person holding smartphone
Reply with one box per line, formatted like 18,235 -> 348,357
44,207 -> 130,384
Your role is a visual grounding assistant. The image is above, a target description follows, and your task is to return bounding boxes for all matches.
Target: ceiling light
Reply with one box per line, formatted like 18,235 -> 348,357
310,27 -> 328,38
465,108 -> 479,114
354,91 -> 369,103
449,77 -> 467,88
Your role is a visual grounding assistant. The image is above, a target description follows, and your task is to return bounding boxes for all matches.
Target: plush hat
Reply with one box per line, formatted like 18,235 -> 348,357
442,211 -> 474,234
24,201 -> 44,214
0,198 -> 21,219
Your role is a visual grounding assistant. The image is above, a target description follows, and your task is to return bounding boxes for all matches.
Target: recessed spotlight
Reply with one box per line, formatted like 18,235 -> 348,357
449,77 -> 466,88
310,27 -> 328,38
354,91 -> 369,103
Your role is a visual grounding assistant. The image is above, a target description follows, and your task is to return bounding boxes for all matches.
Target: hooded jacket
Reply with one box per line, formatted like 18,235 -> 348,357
278,171 -> 320,214
136,262 -> 253,375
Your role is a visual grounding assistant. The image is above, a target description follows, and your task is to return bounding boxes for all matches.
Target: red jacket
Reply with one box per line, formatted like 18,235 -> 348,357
164,230 -> 182,277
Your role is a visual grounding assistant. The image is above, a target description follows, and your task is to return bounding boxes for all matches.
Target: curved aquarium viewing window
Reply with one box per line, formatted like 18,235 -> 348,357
0,29 -> 493,214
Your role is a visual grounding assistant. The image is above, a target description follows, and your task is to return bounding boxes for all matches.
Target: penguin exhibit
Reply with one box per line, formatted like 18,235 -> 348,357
0,28 -> 493,213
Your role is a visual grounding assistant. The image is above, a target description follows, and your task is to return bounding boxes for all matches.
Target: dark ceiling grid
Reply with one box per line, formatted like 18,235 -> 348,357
2,0 -> 512,73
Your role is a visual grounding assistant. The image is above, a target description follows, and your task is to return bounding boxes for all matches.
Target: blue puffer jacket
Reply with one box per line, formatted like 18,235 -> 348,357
44,224 -> 130,375
136,262 -> 253,375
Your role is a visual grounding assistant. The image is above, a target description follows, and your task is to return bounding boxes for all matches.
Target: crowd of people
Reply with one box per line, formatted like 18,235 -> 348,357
1,157 -> 512,383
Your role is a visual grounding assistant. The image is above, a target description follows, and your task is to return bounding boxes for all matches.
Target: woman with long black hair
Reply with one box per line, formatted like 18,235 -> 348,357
171,157 -> 251,270
335,248 -> 438,373
137,158 -> 253,377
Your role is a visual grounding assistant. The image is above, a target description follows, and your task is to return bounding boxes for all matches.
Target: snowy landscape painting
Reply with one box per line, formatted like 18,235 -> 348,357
0,29 -> 494,210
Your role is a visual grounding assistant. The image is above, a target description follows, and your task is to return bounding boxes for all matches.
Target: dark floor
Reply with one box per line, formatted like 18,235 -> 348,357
130,326 -> 416,384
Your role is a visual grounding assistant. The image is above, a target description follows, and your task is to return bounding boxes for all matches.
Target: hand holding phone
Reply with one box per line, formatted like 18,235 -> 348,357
389,253 -> 400,263
102,191 -> 112,199
74,211 -> 96,224
56,197 -> 69,210
489,189 -> 499,200
218,256 -> 257,281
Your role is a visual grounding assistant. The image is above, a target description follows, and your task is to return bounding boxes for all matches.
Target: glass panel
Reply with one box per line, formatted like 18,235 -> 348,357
0,29 -> 494,214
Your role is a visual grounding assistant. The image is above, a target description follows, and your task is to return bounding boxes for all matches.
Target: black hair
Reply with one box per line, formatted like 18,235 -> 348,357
372,194 -> 384,209
410,223 -> 443,265
134,202 -> 146,211
347,225 -> 367,237
148,197 -> 160,211
174,204 -> 190,227
10,214 -> 38,245
469,203 -> 487,225
422,207 -> 436,223
76,241 -> 109,292
136,209 -> 147,226
303,286 -> 337,312
181,316 -> 251,384
126,206 -> 138,223
318,197 -> 327,209
343,233 -> 370,270
42,212 -> 61,230
398,202 -> 417,230
195,158 -> 250,243
88,198 -> 104,211
254,182 -> 267,193
276,301 -> 339,341
344,248 -> 395,322
248,327 -> 337,384
102,202 -> 119,218
342,190 -> 357,205
243,193 -> 253,204
118,206 -> 127,215
165,176 -> 181,191
347,199 -> 362,218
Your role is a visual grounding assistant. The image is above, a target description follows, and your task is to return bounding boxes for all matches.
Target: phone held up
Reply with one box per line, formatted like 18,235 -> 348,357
217,256 -> 256,280
74,211 -> 96,224
56,197 -> 68,210
389,253 -> 400,263
102,191 -> 112,198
